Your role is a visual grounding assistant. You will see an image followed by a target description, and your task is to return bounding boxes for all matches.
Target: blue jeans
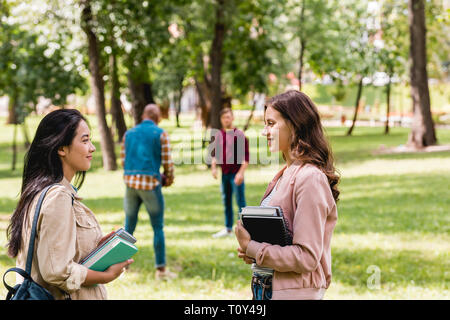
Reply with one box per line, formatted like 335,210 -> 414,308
221,173 -> 246,230
124,185 -> 166,268
251,273 -> 273,300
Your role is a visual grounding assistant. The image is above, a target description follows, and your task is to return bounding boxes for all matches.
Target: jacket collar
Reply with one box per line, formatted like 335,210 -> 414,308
261,165 -> 287,202
260,160 -> 304,203
60,177 -> 82,200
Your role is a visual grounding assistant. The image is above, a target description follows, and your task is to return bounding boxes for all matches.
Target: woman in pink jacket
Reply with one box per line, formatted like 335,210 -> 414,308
235,90 -> 340,300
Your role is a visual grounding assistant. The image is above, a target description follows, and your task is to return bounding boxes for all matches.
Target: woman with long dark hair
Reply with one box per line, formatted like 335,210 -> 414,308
6,109 -> 133,299
235,90 -> 339,300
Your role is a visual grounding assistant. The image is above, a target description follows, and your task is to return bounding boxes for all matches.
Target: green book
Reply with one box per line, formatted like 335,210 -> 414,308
81,236 -> 138,272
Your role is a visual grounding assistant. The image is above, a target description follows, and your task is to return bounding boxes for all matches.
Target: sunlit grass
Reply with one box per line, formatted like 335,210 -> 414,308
0,113 -> 449,299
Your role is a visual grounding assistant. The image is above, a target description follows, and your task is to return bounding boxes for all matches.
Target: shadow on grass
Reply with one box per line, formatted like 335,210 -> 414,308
335,148 -> 450,165
130,241 -> 248,287
332,247 -> 448,291
2,170 -> 447,236
336,172 -> 450,235
0,169 -> 23,180
81,182 -> 266,220
127,239 -> 447,292
0,197 -> 18,216
1,126 -> 449,174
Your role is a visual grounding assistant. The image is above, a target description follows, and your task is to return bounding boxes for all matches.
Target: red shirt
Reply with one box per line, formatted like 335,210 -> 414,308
211,128 -> 249,174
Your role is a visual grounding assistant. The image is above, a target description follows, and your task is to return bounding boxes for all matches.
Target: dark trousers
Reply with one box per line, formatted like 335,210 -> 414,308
221,172 -> 246,230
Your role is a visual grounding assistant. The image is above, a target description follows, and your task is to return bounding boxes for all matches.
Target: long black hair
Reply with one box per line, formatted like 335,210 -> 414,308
7,109 -> 88,257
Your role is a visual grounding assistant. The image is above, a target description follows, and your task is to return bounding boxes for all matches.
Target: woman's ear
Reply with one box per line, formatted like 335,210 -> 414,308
287,121 -> 296,144
58,146 -> 68,157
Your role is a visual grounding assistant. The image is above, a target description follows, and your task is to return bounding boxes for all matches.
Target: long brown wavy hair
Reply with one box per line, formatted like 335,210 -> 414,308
265,90 -> 340,202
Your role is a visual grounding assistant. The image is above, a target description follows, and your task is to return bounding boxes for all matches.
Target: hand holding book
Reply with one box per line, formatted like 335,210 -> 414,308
235,219 -> 251,252
80,228 -> 138,272
82,258 -> 134,286
97,231 -> 115,247
237,245 -> 254,265
103,258 -> 134,282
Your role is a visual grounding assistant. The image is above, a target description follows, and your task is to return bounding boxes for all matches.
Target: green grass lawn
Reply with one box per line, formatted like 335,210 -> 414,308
0,113 -> 449,299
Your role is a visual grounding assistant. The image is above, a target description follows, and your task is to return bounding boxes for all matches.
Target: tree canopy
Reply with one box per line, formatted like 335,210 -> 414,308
1,0 -> 448,168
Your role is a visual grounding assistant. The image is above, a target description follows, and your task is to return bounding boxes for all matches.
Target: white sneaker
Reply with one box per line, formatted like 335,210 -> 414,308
212,228 -> 233,238
155,268 -> 178,281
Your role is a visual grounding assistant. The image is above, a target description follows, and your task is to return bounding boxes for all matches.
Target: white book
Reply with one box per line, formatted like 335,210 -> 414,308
240,206 -> 282,217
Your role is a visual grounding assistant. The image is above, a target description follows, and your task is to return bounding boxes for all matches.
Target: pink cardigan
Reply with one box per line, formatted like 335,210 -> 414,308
246,161 -> 338,300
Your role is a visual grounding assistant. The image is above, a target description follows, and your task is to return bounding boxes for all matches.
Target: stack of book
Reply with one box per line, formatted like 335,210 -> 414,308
80,228 -> 138,272
239,206 -> 292,246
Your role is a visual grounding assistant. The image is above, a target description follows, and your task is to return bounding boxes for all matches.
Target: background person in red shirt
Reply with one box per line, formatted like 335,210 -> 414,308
210,108 -> 249,238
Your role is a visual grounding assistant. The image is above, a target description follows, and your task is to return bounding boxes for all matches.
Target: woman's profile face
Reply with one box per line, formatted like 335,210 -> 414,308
262,106 -> 292,154
59,120 -> 96,173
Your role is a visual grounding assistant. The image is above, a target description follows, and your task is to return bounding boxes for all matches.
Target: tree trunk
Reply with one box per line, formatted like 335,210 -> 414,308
209,0 -> 226,130
175,84 -> 183,128
7,103 -> 16,125
12,124 -> 17,171
127,73 -> 145,126
298,39 -> 306,92
6,89 -> 17,125
22,118 -> 30,148
407,0 -> 437,148
125,50 -> 155,126
298,0 -> 306,91
384,73 -> 392,135
8,88 -> 20,170
127,77 -> 155,126
81,0 -> 117,171
243,92 -> 256,132
109,52 -> 127,142
142,82 -> 155,105
195,78 -> 212,128
346,77 -> 364,136
175,88 -> 182,128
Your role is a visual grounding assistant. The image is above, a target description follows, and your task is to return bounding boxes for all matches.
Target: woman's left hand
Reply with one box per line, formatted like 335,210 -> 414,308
237,247 -> 254,264
97,231 -> 115,247
235,219 -> 251,252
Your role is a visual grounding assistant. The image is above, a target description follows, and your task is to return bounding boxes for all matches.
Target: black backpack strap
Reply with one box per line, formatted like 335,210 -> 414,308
2,267 -> 31,293
25,184 -> 57,275
20,183 -> 74,300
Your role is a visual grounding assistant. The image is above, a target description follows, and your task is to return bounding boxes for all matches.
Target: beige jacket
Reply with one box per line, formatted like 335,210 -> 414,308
246,161 -> 338,300
16,178 -> 107,300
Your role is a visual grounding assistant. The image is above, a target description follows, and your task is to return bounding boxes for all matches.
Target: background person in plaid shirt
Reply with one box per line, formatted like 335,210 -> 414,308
121,104 -> 176,280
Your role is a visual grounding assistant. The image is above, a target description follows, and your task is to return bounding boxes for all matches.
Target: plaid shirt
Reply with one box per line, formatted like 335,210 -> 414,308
121,130 -> 174,190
